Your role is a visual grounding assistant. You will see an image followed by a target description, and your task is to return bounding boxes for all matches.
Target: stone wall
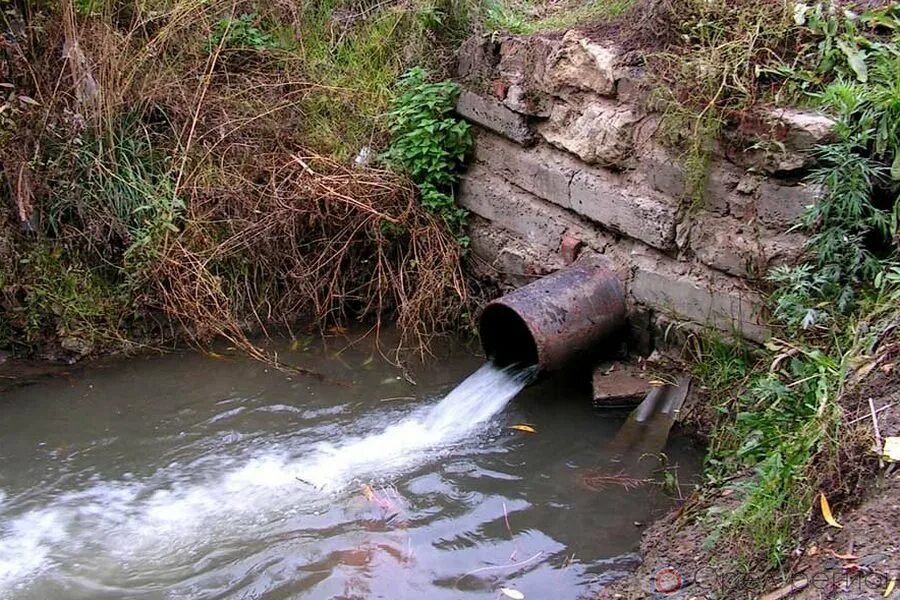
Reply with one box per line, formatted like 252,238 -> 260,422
456,31 -> 835,349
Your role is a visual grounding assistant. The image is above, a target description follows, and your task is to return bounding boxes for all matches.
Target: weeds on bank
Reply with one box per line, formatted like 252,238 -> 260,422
208,13 -> 280,52
667,0 -> 900,574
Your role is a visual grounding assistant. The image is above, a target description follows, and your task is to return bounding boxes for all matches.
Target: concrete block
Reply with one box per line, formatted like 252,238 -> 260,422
459,164 -> 573,249
468,217 -> 563,288
473,131 -> 578,203
569,171 -> 677,250
753,181 -> 822,230
630,258 -> 768,342
457,91 -> 535,145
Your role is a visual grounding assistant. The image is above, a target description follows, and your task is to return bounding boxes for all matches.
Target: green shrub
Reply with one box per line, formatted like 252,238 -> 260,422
383,67 -> 472,245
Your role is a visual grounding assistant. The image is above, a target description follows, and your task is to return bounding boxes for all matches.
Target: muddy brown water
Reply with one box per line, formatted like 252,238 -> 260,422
0,333 -> 701,599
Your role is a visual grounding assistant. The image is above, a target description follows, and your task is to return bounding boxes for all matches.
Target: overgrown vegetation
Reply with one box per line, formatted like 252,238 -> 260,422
665,0 -> 900,577
0,0 -> 475,364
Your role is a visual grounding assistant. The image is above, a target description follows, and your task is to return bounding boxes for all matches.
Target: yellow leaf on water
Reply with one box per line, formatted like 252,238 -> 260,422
819,493 -> 843,529
361,484 -> 375,502
206,351 -> 225,359
883,437 -> 900,463
884,577 -> 896,598
499,588 -> 525,599
508,424 -> 536,433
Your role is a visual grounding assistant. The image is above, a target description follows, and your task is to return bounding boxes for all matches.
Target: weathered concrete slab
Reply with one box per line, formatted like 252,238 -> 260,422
474,131 -> 678,250
630,256 -> 768,342
569,171 -> 677,250
459,164 -> 613,253
473,130 -> 579,203
459,165 -> 574,249
456,91 -> 535,145
468,217 -> 563,288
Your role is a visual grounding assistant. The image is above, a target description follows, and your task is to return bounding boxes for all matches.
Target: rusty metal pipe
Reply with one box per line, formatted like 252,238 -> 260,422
478,259 -> 626,371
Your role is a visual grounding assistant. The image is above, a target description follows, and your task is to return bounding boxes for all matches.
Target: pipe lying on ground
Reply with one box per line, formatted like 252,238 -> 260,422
478,257 -> 627,371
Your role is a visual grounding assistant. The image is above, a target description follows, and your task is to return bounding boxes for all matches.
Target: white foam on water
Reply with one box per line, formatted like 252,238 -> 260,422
0,362 -> 533,595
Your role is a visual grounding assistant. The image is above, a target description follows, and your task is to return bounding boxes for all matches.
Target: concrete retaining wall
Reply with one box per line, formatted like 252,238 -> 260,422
457,31 -> 833,348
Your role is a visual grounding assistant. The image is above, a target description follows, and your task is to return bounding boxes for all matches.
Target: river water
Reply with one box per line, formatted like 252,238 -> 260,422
0,334 -> 701,599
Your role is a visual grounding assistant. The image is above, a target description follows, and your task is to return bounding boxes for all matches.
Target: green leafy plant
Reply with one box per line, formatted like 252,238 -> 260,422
383,67 -> 472,245
208,13 -> 279,52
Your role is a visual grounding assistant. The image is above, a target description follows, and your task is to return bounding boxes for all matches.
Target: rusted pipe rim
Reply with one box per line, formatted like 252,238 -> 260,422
479,304 -> 539,367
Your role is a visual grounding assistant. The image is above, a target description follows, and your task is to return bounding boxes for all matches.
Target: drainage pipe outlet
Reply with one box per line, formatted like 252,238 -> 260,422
478,259 -> 626,371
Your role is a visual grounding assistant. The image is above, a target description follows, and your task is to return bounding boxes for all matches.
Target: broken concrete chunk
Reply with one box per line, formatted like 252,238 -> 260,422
503,83 -> 552,117
733,106 -> 836,173
457,35 -> 499,83
689,214 -> 806,279
456,91 -> 535,145
538,100 -> 641,167
592,362 -> 654,407
498,34 -> 558,87
545,31 -> 620,97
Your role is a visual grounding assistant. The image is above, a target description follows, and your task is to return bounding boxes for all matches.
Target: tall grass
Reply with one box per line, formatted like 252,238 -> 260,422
0,0 -> 472,362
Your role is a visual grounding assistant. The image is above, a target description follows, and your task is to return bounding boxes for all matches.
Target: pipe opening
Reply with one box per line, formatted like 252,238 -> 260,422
479,304 -> 539,368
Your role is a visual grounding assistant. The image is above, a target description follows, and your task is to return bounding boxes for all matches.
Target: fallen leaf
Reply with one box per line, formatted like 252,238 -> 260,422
884,577 -> 896,598
827,549 -> 859,560
206,351 -> 225,359
18,95 -> 40,106
883,437 -> 900,462
499,588 -> 525,599
361,484 -> 375,502
508,424 -> 536,433
820,493 -> 843,529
